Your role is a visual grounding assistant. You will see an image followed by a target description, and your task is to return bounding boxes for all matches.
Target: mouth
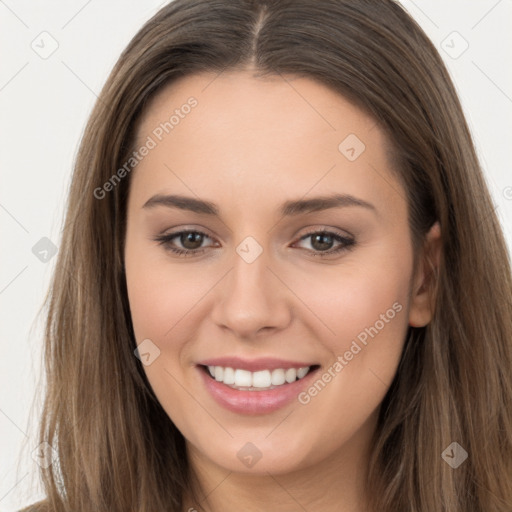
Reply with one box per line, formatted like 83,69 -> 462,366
200,364 -> 320,391
196,361 -> 321,415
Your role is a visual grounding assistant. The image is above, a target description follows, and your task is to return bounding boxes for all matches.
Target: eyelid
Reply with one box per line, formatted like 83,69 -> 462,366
291,226 -> 355,256
154,225 -> 356,258
156,225 -> 217,241
154,227 -> 217,246
295,225 -> 354,240
157,224 -> 353,242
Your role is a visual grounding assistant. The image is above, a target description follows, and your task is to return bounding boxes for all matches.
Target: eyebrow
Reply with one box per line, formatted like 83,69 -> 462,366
142,193 -> 377,217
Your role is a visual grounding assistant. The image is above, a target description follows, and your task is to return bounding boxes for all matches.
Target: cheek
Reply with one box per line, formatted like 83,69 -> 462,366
291,250 -> 412,441
290,246 -> 412,411
124,245 -> 209,433
292,248 -> 412,354
125,239 -> 206,342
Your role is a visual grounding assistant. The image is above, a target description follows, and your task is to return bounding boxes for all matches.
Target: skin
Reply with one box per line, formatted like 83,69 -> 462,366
124,70 -> 441,512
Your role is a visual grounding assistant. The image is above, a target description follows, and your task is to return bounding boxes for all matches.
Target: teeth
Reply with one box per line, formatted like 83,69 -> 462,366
223,367 -> 235,385
205,365 -> 312,389
214,366 -> 223,382
285,368 -> 297,383
297,367 -> 309,379
271,369 -> 286,386
234,369 -> 252,387
252,370 -> 271,388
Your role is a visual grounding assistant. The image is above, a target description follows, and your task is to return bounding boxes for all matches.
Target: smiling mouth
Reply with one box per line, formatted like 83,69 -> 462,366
200,364 -> 320,391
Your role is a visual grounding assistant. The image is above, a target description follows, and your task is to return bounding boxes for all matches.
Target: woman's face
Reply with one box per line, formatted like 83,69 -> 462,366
124,71 -> 434,476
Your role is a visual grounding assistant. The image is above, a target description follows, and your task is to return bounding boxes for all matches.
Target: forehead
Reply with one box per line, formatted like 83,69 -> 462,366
130,70 -> 404,218
136,70 -> 379,148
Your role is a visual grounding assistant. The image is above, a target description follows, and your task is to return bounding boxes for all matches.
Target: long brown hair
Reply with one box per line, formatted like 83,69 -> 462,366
23,0 -> 512,510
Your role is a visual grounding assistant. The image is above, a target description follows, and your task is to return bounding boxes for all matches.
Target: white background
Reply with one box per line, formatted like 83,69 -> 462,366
1,1 -> 511,510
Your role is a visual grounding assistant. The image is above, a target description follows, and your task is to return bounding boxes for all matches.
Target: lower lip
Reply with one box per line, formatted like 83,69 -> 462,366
198,366 -> 320,415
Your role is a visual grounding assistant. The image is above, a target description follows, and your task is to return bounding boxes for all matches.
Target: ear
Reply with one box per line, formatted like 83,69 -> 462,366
408,221 -> 442,327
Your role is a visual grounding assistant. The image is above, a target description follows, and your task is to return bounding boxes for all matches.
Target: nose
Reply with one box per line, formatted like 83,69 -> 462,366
210,244 -> 292,339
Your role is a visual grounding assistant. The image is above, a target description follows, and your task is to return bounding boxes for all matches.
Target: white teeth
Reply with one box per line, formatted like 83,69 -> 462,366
285,368 -> 297,383
252,370 -> 271,388
223,367 -> 235,385
297,367 -> 309,379
214,366 -> 224,382
234,369 -> 252,387
205,365 -> 313,389
271,369 -> 286,386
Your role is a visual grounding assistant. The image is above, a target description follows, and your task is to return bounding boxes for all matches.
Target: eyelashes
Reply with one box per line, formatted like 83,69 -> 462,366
153,228 -> 356,259
293,228 -> 355,257
154,230 -> 214,257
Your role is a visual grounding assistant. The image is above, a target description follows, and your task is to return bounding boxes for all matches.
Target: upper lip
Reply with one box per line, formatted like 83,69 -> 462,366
197,357 -> 318,372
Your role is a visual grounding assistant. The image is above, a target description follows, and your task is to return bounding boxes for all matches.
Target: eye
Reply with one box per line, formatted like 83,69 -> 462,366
293,229 -> 355,257
153,228 -> 356,258
153,229 -> 216,257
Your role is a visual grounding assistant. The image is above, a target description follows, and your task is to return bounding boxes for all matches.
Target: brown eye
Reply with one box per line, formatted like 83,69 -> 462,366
295,230 -> 356,257
179,231 -> 205,250
153,229 -> 215,257
310,233 -> 336,251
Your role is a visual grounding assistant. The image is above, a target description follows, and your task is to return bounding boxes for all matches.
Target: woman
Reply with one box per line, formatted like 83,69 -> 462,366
21,0 -> 512,510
